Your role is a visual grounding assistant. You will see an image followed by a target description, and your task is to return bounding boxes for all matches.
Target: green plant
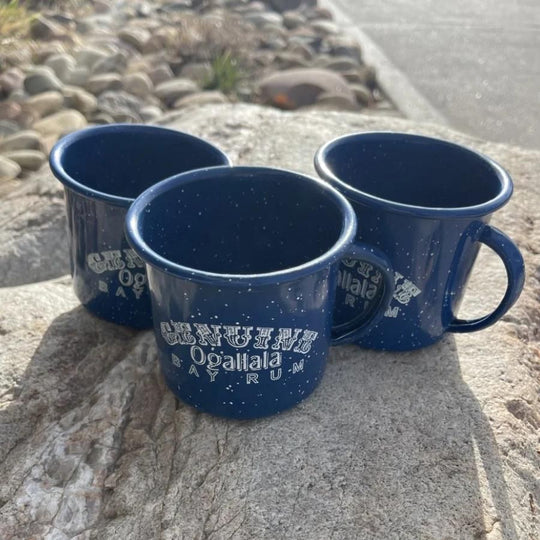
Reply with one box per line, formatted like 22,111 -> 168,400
203,50 -> 242,95
0,0 -> 34,38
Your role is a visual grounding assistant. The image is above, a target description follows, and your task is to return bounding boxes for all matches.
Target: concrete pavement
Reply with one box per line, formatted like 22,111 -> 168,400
321,0 -> 540,150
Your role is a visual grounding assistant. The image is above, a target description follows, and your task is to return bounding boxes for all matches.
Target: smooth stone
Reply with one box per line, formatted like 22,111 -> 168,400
31,42 -> 67,64
1,150 -> 47,171
125,58 -> 152,75
236,1 -> 266,12
266,0 -> 307,13
118,27 -> 151,52
313,7 -> 333,20
65,66 -> 90,87
310,19 -> 340,36
158,1 -> 193,12
74,47 -> 109,70
318,56 -> 362,72
90,112 -> 115,124
15,105 -> 39,129
350,83 -> 373,106
30,15 -> 66,41
173,91 -> 228,108
32,109 -> 87,137
155,78 -> 199,106
0,102 -> 22,121
142,27 -> 179,53
0,121 -> 20,137
1,49 -> 32,68
122,72 -> 153,98
0,155 -> 21,180
0,68 -> 25,96
112,112 -> 140,123
282,10 -> 306,29
260,34 -> 288,51
313,92 -> 360,111
139,105 -> 163,122
0,130 -> 44,152
86,73 -> 123,95
137,2 -> 152,17
258,68 -> 356,109
274,52 -> 310,69
25,91 -> 64,118
324,35 -> 363,63
97,91 -> 144,122
92,52 -> 129,75
93,0 -> 112,13
288,42 -> 315,60
44,53 -> 76,82
62,86 -> 98,114
245,12 -> 284,27
343,65 -> 377,89
23,71 -> 63,96
179,63 -> 213,84
76,15 -> 115,35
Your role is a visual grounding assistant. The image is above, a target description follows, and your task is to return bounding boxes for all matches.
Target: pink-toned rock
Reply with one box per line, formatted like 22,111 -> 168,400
0,102 -> 22,121
0,68 -> 24,97
258,68 -> 356,110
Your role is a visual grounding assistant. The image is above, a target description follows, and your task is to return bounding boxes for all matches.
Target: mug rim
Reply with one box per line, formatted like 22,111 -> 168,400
49,123 -> 232,208
314,131 -> 513,218
125,165 -> 358,286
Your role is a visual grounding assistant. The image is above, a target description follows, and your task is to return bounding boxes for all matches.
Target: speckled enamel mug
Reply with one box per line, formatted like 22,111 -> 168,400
315,132 -> 525,350
50,124 -> 231,329
125,166 -> 395,418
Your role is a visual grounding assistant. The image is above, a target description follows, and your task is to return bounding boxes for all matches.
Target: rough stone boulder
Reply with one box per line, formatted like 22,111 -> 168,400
0,104 -> 539,539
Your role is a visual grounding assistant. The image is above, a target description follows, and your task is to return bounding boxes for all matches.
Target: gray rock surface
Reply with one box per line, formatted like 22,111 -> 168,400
0,105 -> 539,539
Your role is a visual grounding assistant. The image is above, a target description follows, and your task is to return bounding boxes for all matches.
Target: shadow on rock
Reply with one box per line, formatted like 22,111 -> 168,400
0,288 -> 521,539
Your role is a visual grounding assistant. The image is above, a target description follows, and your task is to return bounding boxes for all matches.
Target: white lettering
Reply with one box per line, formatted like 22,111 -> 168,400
253,327 -> 274,349
272,328 -> 302,351
222,325 -> 253,348
292,360 -> 304,373
194,323 -> 222,346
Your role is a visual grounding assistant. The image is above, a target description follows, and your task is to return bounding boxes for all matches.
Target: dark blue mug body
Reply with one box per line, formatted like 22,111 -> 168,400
125,166 -> 395,418
315,132 -> 525,350
49,124 -> 231,328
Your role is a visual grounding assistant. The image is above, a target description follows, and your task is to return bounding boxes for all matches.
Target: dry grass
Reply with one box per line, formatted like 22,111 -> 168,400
175,12 -> 259,62
0,0 -> 35,39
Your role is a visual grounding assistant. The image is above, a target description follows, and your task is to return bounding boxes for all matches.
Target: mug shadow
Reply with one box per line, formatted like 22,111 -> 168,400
0,304 -> 141,465
0,303 -> 521,540
301,335 -> 520,539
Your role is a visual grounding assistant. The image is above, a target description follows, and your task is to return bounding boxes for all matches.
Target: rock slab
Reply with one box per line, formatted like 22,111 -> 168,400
0,105 -> 539,540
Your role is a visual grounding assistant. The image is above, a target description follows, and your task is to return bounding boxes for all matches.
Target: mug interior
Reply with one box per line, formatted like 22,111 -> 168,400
321,135 -> 504,208
135,169 -> 346,275
56,126 -> 229,200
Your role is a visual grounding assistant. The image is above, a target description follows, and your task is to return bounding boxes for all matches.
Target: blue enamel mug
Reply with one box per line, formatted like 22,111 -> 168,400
315,132 -> 525,350
50,124 -> 231,328
125,166 -> 395,418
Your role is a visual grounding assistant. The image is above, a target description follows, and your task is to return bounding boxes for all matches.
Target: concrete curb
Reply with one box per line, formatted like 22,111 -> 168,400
319,0 -> 449,126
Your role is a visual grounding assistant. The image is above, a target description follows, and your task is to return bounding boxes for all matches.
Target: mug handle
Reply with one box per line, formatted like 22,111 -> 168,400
448,225 -> 525,333
331,243 -> 395,345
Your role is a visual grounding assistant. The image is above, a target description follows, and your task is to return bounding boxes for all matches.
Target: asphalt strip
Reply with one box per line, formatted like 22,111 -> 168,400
319,0 -> 449,126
